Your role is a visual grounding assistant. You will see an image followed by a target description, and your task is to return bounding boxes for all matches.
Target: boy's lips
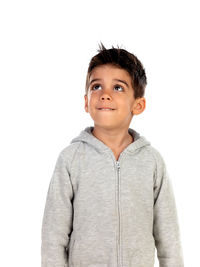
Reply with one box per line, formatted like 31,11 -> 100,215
96,106 -> 116,110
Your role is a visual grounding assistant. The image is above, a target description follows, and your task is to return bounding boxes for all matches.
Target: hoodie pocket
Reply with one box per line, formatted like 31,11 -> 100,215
68,238 -> 110,267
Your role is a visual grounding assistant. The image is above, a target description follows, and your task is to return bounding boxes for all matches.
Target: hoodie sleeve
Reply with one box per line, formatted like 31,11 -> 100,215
41,150 -> 74,267
153,152 -> 184,267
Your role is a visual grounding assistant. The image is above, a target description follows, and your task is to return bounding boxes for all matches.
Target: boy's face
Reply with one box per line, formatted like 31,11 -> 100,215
84,64 -> 145,131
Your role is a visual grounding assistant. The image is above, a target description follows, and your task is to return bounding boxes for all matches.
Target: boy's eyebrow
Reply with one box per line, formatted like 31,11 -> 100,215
89,78 -> 129,88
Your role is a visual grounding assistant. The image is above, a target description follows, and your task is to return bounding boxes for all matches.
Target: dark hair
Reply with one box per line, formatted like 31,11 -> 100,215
85,42 -> 147,99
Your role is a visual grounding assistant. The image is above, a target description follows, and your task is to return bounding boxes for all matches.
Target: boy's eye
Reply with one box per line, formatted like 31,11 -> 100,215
114,85 -> 124,92
92,84 -> 102,91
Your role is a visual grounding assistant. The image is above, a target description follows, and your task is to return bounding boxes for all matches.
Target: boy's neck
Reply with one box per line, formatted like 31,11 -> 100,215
91,125 -> 134,151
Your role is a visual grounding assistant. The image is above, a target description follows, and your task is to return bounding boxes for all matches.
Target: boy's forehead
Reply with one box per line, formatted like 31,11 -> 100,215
89,64 -> 132,82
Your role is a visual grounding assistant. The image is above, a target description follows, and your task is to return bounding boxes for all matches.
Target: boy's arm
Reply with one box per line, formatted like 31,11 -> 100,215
153,153 -> 184,267
41,151 -> 74,267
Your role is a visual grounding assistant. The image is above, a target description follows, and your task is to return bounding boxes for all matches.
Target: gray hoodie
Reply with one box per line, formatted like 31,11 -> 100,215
41,126 -> 184,267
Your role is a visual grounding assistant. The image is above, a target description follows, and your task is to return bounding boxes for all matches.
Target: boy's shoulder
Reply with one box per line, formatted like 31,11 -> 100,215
145,144 -> 166,165
58,142 -> 81,161
144,144 -> 168,181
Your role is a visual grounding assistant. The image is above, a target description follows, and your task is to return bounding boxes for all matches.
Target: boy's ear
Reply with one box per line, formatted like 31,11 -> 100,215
84,95 -> 88,113
132,97 -> 146,115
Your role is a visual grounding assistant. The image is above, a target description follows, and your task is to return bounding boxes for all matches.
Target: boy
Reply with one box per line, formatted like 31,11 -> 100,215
41,43 -> 184,267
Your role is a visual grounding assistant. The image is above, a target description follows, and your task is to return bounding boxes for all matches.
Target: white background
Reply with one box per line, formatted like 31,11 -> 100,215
0,0 -> 199,266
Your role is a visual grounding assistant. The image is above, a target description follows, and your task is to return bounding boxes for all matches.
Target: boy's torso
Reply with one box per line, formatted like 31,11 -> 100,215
61,126 -> 158,267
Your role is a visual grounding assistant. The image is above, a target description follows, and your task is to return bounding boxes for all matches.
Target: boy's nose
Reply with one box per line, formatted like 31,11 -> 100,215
100,89 -> 112,101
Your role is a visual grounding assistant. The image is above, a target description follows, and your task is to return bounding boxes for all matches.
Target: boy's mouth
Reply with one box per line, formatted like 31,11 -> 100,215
98,108 -> 115,111
97,107 -> 115,111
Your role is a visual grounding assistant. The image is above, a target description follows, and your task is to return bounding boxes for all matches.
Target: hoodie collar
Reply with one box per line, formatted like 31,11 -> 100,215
70,126 -> 150,154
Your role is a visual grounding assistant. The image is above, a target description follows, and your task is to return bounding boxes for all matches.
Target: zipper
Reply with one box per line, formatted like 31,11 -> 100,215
115,160 -> 122,267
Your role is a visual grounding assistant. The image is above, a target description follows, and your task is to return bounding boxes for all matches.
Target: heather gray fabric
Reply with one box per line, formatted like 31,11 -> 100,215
41,126 -> 184,267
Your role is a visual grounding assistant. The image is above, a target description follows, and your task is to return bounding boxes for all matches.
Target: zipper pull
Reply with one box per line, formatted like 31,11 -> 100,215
116,161 -> 120,169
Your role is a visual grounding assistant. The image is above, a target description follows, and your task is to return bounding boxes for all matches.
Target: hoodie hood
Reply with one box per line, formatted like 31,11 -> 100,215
70,126 -> 151,154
